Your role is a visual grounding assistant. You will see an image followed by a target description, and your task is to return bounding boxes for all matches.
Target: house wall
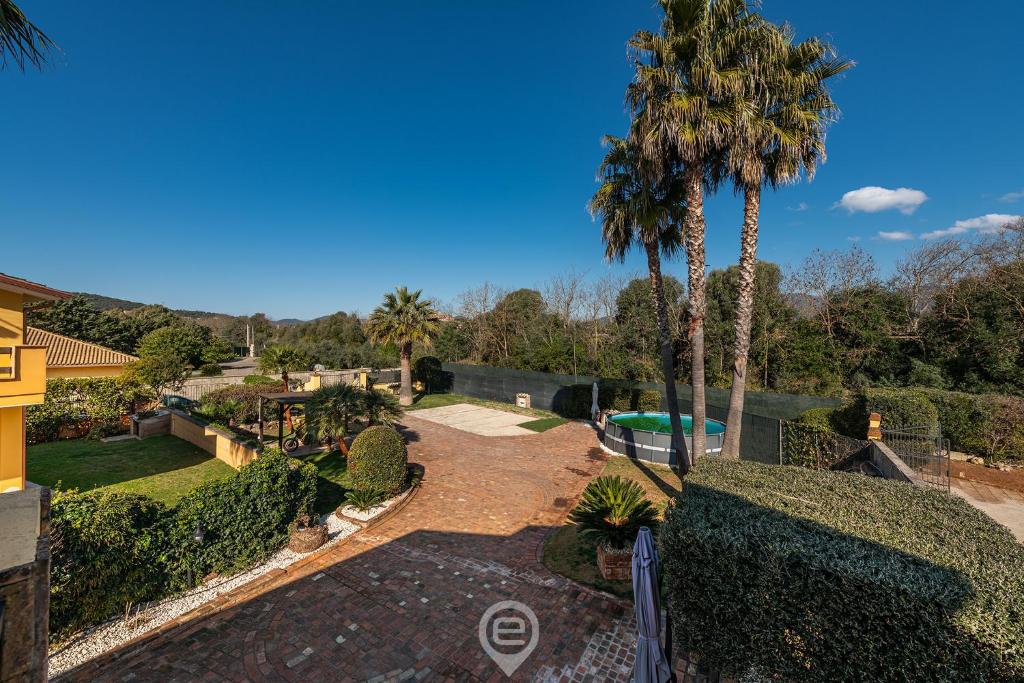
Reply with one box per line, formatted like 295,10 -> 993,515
0,407 -> 26,493
46,365 -> 125,379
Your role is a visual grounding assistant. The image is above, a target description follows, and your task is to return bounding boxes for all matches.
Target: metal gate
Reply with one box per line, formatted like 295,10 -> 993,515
880,425 -> 951,491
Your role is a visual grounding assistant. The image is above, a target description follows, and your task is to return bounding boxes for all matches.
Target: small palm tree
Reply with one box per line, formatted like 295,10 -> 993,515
361,388 -> 403,426
258,344 -> 310,391
590,135 -> 691,473
569,476 -> 659,551
305,384 -> 364,454
719,27 -> 851,459
1,0 -> 55,71
365,288 -> 440,406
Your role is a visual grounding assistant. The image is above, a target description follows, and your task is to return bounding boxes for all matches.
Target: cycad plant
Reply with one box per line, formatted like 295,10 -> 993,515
365,287 -> 440,406
569,476 -> 658,550
719,27 -> 851,458
590,135 -> 691,473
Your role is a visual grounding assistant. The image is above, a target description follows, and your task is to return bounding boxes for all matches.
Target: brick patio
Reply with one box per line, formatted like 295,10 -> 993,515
59,416 -> 660,682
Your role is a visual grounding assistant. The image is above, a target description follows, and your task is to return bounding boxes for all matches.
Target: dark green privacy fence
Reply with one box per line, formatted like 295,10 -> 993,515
441,363 -> 841,464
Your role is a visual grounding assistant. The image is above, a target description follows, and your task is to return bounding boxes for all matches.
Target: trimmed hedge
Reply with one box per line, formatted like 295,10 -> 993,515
557,381 -> 662,419
199,384 -> 271,425
26,377 -> 151,444
198,363 -> 223,376
919,388 -> 1024,462
49,450 -> 317,640
348,426 -> 408,494
413,355 -> 452,393
243,374 -> 279,385
661,458 -> 1024,681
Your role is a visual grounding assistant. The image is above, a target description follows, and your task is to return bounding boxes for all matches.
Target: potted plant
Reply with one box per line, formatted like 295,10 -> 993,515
569,475 -> 658,580
287,513 -> 328,553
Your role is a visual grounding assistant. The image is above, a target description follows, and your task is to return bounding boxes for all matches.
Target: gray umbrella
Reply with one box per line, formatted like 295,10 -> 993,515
632,526 -> 673,683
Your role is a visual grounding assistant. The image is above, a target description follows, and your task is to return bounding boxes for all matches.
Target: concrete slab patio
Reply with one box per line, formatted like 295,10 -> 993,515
410,403 -> 537,436
952,478 -> 1024,542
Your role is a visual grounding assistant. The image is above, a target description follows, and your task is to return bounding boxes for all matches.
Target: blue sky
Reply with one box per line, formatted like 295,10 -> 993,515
4,1 -> 1022,319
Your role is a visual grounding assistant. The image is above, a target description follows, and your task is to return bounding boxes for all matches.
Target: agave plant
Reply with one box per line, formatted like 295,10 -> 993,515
344,488 -> 388,512
569,476 -> 658,550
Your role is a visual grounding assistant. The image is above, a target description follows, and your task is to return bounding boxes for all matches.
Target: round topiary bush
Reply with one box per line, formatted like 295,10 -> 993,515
347,426 -> 408,494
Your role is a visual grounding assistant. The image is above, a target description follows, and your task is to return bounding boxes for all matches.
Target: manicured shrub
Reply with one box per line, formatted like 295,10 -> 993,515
50,490 -> 169,641
569,476 -> 657,549
862,387 -> 940,431
243,374 -> 279,386
918,388 -> 1024,462
412,355 -> 452,393
167,450 -> 317,587
557,381 -> 664,419
198,363 -> 223,376
48,449 -> 317,639
199,384 -> 270,425
86,420 -> 124,440
348,426 -> 408,494
661,458 -> 1024,682
26,377 -> 151,444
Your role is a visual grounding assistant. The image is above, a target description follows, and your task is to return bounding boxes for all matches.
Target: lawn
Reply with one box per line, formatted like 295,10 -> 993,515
542,454 -> 683,598
26,435 -> 235,506
299,449 -> 353,514
409,392 -> 564,421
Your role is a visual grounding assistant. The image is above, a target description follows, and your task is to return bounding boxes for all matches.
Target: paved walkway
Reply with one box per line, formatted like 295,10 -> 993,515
410,404 -> 537,437
59,416 -> 642,682
952,478 -> 1024,542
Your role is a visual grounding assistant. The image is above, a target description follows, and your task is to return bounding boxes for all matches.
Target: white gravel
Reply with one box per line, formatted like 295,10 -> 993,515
337,493 -> 401,522
47,501 -> 399,679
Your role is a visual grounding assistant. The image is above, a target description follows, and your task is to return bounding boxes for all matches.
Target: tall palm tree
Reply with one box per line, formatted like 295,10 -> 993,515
589,135 -> 692,473
719,28 -> 852,459
627,0 -> 762,460
366,287 -> 440,406
1,0 -> 54,70
258,344 -> 311,392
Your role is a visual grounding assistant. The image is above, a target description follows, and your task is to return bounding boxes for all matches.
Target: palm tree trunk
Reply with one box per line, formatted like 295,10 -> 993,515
399,344 -> 414,406
644,241 -> 691,474
684,165 -> 707,461
721,185 -> 761,460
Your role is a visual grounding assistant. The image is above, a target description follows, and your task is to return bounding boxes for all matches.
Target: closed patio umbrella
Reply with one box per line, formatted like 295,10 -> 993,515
632,526 -> 673,683
591,381 -> 600,421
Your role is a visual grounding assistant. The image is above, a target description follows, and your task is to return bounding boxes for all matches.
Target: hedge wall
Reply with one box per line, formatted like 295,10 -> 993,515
198,384 -> 271,425
26,377 -> 152,444
660,458 -> 1024,681
49,450 -> 317,640
557,381 -> 662,419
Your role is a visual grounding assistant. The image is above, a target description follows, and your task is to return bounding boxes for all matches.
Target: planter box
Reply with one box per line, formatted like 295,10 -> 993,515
596,544 -> 632,581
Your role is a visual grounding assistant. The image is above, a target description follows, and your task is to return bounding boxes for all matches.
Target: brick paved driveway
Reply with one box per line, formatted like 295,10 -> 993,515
61,416 -> 639,682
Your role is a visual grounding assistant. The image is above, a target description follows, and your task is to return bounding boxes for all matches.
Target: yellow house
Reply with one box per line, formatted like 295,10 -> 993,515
25,326 -> 137,378
1,274 -> 71,492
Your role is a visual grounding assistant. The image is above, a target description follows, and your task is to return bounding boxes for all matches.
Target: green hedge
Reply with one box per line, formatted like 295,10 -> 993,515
348,426 -> 408,494
26,377 -> 152,444
243,374 -> 279,385
557,381 -> 662,419
49,450 -> 317,640
198,384 -> 271,425
919,389 -> 1024,462
661,458 -> 1024,681
198,363 -> 223,376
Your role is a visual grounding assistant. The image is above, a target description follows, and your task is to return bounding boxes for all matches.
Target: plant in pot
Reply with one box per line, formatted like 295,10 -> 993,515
569,475 -> 658,580
287,512 -> 328,553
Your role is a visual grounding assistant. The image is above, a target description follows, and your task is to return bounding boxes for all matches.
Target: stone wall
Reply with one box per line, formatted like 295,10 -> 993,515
870,440 -> 926,486
0,484 -> 50,682
167,410 -> 259,469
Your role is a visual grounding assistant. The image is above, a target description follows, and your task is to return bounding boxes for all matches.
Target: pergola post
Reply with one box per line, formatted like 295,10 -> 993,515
278,401 -> 285,452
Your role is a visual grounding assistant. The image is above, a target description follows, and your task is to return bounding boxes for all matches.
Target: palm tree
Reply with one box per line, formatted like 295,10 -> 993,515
365,287 -> 440,406
305,383 -> 363,454
361,387 -> 403,426
1,0 -> 54,71
627,0 -> 763,461
589,135 -> 692,473
719,28 -> 851,459
258,344 -> 311,392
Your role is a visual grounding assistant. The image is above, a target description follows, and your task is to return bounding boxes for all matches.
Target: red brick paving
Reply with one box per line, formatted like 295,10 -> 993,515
58,416 -> 646,682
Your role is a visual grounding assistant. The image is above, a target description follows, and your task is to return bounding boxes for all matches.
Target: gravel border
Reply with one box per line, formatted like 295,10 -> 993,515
47,498 -> 398,678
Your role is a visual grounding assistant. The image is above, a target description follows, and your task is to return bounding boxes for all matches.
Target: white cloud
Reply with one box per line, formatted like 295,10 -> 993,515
838,186 -> 928,215
877,230 -> 914,241
788,202 -> 809,212
1000,189 -> 1024,203
920,214 -> 1021,240
846,235 -> 861,242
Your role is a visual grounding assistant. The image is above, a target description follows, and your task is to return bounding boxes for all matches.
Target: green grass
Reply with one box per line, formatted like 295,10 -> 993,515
299,449 -> 353,514
542,455 -> 682,597
408,392 -> 560,419
27,436 -> 235,506
519,417 -> 569,432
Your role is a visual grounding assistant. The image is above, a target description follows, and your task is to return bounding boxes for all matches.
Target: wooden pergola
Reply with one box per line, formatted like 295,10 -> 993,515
258,391 -> 314,452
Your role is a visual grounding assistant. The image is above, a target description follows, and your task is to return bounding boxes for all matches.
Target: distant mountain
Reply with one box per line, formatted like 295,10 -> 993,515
77,292 -> 308,325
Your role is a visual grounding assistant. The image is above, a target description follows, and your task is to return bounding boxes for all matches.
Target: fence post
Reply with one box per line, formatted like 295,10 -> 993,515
777,419 -> 784,465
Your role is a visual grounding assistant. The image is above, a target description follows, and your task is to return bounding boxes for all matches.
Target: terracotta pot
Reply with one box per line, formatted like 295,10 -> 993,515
596,543 -> 632,581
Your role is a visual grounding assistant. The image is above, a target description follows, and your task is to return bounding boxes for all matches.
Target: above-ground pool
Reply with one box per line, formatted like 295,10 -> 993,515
602,411 -> 726,466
